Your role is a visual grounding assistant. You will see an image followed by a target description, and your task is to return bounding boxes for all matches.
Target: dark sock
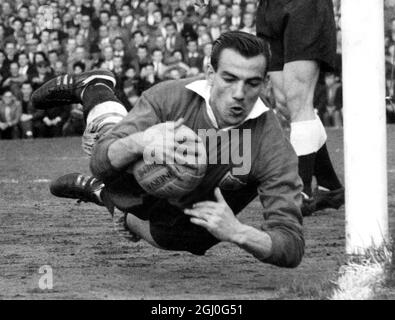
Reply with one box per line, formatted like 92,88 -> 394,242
298,153 -> 316,197
314,144 -> 343,190
81,82 -> 121,120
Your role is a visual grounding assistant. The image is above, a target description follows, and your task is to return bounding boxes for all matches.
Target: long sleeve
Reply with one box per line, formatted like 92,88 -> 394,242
251,113 -> 304,268
90,91 -> 163,182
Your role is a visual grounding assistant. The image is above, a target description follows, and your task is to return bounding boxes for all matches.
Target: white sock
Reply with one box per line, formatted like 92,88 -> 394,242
86,101 -> 128,128
290,116 -> 327,156
82,101 -> 128,156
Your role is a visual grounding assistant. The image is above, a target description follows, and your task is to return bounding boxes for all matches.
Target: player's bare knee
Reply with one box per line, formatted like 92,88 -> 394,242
284,78 -> 317,121
282,61 -> 320,120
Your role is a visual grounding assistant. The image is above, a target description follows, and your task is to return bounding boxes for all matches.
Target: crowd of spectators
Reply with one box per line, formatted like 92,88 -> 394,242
0,0 -> 391,140
385,0 -> 395,123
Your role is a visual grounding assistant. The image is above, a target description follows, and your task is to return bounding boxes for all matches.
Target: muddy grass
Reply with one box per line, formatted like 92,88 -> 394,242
1,128 -> 394,300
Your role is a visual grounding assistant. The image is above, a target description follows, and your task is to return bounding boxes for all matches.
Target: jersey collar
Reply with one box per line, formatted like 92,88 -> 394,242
185,79 -> 269,130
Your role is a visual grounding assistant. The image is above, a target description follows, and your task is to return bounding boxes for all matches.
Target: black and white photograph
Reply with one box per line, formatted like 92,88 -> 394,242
0,0 -> 394,303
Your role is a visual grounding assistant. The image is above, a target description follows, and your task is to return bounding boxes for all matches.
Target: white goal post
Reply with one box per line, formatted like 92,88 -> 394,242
342,0 -> 389,254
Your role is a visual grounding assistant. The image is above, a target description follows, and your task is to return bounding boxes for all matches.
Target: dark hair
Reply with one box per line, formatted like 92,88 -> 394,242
210,31 -> 271,73
17,51 -> 28,58
22,81 -> 32,87
152,47 -> 163,54
141,62 -> 154,69
73,61 -> 86,72
12,17 -> 23,25
137,44 -> 148,51
34,51 -> 48,63
48,49 -> 58,55
132,30 -> 143,37
99,10 -> 110,16
36,60 -> 48,68
113,36 -> 124,43
165,21 -> 176,29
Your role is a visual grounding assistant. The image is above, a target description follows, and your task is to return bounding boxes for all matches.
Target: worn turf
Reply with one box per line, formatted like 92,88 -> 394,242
0,127 -> 394,299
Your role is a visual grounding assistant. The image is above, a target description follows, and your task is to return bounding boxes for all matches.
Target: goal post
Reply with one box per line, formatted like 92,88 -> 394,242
342,0 -> 389,254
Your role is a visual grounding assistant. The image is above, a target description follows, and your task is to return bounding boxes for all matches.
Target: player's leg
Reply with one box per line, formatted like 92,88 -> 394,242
283,60 -> 344,213
269,71 -> 291,121
269,64 -> 321,200
282,60 -> 323,200
31,69 -> 127,153
281,0 -> 344,213
31,70 -> 130,211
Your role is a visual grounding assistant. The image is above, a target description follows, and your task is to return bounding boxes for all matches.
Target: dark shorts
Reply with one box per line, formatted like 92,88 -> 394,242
105,172 -> 259,255
104,173 -> 221,255
132,196 -> 220,256
256,0 -> 337,72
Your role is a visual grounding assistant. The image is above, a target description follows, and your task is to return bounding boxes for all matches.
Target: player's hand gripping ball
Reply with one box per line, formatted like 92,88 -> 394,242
131,122 -> 207,199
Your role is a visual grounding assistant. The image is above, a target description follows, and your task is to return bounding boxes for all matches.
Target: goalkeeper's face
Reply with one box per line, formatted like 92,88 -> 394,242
207,48 -> 266,129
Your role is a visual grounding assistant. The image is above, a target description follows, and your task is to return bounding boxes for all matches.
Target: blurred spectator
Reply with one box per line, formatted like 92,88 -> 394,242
30,60 -> 53,91
53,60 -> 66,76
2,61 -> 25,97
99,45 -> 115,71
0,24 -> 7,50
0,0 -> 351,138
240,12 -> 256,35
201,42 -> 212,73
0,90 -> 21,139
37,29 -> 51,55
229,4 -> 242,31
42,103 -> 70,138
315,72 -> 343,128
216,3 -> 229,26
67,46 -> 92,73
146,1 -> 159,27
3,42 -> 18,69
164,21 -> 186,58
113,36 -> 133,67
185,38 -> 203,71
18,82 -> 44,138
123,66 -> 143,109
5,17 -> 24,44
119,3 -> 136,30
140,62 -> 160,91
79,14 -> 98,47
167,67 -> 182,80
208,13 -> 221,40
196,24 -> 212,50
173,8 -> 197,41
151,48 -> 168,80
22,20 -> 38,42
96,25 -> 111,50
108,14 -> 125,42
165,50 -> 190,78
113,55 -> 125,78
134,44 -> 152,73
25,38 -> 39,64
0,50 -> 9,87
17,52 -> 33,80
